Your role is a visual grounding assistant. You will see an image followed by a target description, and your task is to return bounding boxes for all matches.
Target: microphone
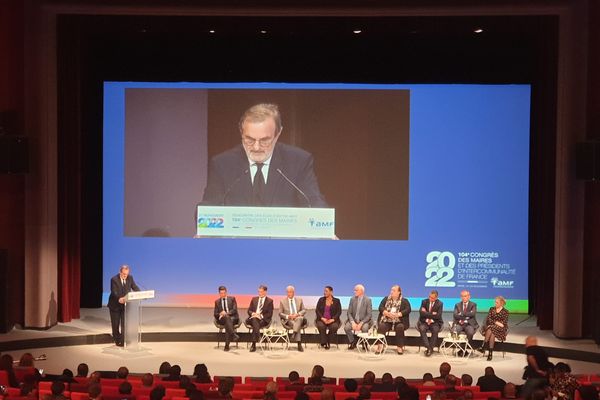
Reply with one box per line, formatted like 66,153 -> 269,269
222,169 -> 249,206
276,168 -> 311,208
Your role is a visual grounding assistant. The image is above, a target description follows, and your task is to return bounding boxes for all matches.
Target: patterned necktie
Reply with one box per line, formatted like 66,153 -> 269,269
252,163 -> 265,206
258,297 -> 264,314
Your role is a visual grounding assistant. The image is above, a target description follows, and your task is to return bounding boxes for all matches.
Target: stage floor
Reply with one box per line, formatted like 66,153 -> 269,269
0,307 -> 598,382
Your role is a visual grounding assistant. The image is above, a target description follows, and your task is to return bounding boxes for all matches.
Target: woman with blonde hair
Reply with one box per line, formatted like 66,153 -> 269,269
478,296 -> 509,361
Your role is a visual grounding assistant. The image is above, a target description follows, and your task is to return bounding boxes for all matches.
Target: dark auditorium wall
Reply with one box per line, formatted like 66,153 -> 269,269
0,0 -> 26,331
583,0 -> 600,345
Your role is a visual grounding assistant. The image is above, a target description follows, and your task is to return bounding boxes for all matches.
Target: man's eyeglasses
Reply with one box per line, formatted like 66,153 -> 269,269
242,136 -> 275,147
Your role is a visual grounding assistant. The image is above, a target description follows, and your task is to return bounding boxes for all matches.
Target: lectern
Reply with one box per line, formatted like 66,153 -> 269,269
124,290 -> 155,351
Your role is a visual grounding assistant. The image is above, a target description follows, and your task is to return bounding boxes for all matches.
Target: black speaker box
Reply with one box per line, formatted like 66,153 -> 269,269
0,136 -> 29,174
576,141 -> 600,181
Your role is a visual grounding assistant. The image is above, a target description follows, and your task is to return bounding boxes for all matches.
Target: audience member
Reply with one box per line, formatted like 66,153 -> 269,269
163,365 -> 182,382
77,363 -> 89,378
88,383 -> 102,400
20,374 -> 38,398
577,386 -> 600,400
436,363 -> 452,380
444,375 -> 459,393
43,381 -> 67,400
0,354 -> 19,387
180,375 -> 192,389
344,379 -> 359,393
550,363 -> 580,400
89,372 -> 102,385
307,365 -> 326,386
150,385 -> 166,400
119,381 -> 133,395
477,367 -> 507,393
194,364 -> 212,384
357,387 -> 371,400
295,393 -> 310,400
286,371 -> 305,392
19,353 -> 35,367
217,377 -> 234,399
423,373 -> 436,387
158,362 -> 171,375
363,371 -> 376,386
116,366 -> 129,379
461,374 -> 473,387
372,373 -> 395,392
502,383 -> 518,400
142,373 -> 154,388
264,381 -> 278,400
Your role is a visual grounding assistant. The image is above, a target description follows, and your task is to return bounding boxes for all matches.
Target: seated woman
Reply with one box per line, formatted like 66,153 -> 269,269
315,286 -> 342,349
376,285 -> 411,355
478,296 -> 509,361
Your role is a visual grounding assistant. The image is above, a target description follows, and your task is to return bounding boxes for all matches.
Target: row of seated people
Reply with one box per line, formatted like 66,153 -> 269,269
1,356 -> 599,400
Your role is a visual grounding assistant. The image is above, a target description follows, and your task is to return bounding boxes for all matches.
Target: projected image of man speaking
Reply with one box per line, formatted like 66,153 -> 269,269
201,103 -> 328,208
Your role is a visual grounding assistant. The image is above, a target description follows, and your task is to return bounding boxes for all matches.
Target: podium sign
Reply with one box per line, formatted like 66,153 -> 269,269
124,290 -> 155,351
196,206 -> 335,239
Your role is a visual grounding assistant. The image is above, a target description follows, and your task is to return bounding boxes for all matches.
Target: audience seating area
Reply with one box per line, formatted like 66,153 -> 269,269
1,363 -> 600,400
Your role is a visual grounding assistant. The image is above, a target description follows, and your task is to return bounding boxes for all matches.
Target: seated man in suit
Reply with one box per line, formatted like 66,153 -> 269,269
417,289 -> 444,357
246,284 -> 274,352
279,285 -> 307,352
376,284 -> 411,354
452,290 -> 479,349
201,103 -> 328,208
343,284 -> 373,349
214,285 -> 240,352
107,264 -> 140,346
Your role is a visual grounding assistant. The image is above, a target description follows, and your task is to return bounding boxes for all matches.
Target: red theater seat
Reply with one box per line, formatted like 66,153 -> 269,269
166,388 -> 186,398
232,391 -> 263,399
101,378 -> 126,387
71,392 -> 89,400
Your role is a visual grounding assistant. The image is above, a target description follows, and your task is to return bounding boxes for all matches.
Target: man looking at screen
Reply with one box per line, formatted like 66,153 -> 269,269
344,284 -> 373,350
107,265 -> 140,346
201,103 -> 328,207
246,284 -> 274,352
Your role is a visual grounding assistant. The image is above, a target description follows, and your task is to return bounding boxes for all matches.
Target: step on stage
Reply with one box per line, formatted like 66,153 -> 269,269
0,308 -> 598,384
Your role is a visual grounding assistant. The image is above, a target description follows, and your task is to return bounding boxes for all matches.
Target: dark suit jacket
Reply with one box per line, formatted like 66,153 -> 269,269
315,296 -> 342,323
107,274 -> 140,311
246,296 -> 274,324
453,301 -> 479,328
476,375 -> 507,393
418,298 -> 444,326
214,296 -> 239,322
201,143 -> 328,207
377,296 -> 411,328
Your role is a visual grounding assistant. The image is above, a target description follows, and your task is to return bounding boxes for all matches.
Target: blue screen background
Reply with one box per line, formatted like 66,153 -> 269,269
103,82 -> 530,309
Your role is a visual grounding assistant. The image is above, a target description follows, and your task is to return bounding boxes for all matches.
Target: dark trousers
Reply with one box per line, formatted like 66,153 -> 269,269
109,307 -> 125,344
218,316 -> 238,345
417,321 -> 441,350
315,320 -> 340,345
246,317 -> 269,343
454,323 -> 476,342
377,321 -> 406,347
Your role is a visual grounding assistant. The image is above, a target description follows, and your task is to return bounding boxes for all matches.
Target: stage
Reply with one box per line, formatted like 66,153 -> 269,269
0,308 -> 598,383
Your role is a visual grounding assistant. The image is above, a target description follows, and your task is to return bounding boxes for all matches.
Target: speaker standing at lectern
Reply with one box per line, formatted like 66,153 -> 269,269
108,264 -> 140,346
